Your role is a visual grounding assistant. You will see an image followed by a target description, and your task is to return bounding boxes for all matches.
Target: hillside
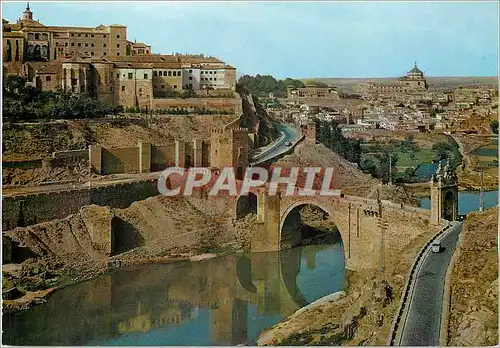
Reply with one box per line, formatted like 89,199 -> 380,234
274,142 -> 415,203
447,207 -> 498,346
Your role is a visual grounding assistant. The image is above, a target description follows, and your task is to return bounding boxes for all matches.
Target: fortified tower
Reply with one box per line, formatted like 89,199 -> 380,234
430,159 -> 458,225
210,126 -> 249,180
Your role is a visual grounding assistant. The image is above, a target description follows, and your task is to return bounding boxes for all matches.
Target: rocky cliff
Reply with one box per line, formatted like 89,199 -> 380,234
238,85 -> 279,146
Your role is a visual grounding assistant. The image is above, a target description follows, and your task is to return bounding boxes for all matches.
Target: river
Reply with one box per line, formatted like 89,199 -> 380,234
420,190 -> 498,215
2,242 -> 345,346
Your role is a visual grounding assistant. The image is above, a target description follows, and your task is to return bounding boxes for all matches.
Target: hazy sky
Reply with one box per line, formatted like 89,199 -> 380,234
2,1 -> 499,78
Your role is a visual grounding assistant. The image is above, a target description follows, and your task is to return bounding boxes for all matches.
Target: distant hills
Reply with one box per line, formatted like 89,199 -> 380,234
301,76 -> 498,92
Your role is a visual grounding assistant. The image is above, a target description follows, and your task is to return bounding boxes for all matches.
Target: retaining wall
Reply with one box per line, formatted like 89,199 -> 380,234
2,179 -> 160,231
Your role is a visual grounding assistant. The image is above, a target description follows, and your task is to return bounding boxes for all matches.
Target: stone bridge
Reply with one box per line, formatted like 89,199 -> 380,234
235,165 -> 457,271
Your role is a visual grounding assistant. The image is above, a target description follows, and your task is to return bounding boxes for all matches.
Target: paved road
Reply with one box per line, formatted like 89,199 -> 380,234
250,123 -> 301,165
399,221 -> 463,346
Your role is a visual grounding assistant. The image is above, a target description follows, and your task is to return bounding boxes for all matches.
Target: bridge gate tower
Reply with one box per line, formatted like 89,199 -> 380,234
430,159 -> 458,225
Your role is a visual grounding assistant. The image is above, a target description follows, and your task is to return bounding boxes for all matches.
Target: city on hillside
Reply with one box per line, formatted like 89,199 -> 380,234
1,2 -> 498,348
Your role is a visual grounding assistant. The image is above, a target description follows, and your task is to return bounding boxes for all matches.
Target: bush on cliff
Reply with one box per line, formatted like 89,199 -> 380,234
3,75 -> 123,121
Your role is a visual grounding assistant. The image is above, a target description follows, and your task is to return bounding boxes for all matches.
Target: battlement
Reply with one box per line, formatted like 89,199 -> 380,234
230,127 -> 248,134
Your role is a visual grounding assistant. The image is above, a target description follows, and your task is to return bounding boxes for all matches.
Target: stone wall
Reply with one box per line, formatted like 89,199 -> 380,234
89,140 -> 210,175
2,179 -> 160,231
151,97 -> 242,114
251,194 -> 437,271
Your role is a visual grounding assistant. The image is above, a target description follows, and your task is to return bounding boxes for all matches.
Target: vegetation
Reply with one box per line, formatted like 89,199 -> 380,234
315,120 -> 362,165
3,75 -> 123,121
237,74 -> 305,97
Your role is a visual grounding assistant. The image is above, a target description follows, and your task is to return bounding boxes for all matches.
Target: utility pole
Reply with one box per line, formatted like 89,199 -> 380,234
479,169 -> 484,212
388,153 -> 393,185
377,188 -> 386,273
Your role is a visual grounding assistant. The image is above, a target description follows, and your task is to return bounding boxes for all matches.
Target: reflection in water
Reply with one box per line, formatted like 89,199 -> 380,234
3,243 -> 345,346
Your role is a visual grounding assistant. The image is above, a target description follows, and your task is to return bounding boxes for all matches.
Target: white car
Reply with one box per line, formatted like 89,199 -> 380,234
285,140 -> 292,146
431,241 -> 441,253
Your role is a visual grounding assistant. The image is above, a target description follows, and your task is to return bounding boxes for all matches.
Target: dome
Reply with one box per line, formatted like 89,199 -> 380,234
407,62 -> 424,77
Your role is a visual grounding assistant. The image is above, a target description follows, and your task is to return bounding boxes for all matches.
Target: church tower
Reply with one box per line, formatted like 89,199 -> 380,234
22,2 -> 33,21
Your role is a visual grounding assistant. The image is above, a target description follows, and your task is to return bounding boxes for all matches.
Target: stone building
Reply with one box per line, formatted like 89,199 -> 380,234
364,62 -> 429,97
210,126 -> 249,180
2,4 -> 237,109
287,85 -> 339,99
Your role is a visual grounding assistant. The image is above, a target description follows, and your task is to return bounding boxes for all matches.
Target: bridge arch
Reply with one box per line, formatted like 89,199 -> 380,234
235,192 -> 258,219
443,190 -> 457,221
279,200 -> 345,251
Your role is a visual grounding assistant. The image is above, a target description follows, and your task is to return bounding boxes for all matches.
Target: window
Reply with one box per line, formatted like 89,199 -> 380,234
103,52 -> 107,55
85,34 -> 88,37
139,88 -> 142,92
117,53 -> 120,56
153,71 -> 157,76
146,50 -> 149,53
189,76 -> 193,80
189,69 -> 193,73
71,43 -> 75,46
209,78 -> 212,81
128,73 -> 133,79
168,71 -> 172,76
91,52 -> 94,56
46,76 -> 51,81
78,43 -> 81,47
91,34 -> 94,38
178,70 -> 181,75
173,85 -> 177,89
117,44 -> 120,48
214,78 -> 217,81
121,86 -> 125,91
85,43 -> 88,47
103,34 -> 107,38
161,84 -> 165,89
65,42 -> 68,47
159,71 -> 163,76
143,73 -> 148,79
71,33 -> 74,37
189,83 -> 192,88
91,43 -> 94,47
103,43 -> 107,47
78,34 -> 81,37
173,71 -> 177,77
110,86 -> 113,91
117,35 -> 120,38
116,73 -> 119,79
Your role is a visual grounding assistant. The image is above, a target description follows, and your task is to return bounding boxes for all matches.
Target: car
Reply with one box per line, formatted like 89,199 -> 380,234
285,140 -> 292,146
431,241 -> 441,253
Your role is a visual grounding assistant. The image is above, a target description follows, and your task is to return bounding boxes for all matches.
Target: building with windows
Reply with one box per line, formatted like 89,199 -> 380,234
363,62 -> 429,97
3,3 -> 129,62
2,4 -> 237,109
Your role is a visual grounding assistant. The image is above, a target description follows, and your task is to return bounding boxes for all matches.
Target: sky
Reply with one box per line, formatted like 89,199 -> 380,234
2,1 -> 499,79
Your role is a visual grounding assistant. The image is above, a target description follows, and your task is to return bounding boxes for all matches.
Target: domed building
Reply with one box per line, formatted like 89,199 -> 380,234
363,61 -> 428,99
400,62 -> 428,91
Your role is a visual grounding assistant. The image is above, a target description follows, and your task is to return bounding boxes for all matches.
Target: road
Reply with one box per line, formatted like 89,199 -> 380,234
398,221 -> 463,346
250,123 -> 302,165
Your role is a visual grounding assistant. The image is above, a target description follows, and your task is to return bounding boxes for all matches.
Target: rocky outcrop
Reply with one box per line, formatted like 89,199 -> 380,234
447,207 -> 498,346
238,86 -> 279,146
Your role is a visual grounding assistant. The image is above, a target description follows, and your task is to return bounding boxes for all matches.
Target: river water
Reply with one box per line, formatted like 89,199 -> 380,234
419,190 -> 498,215
3,243 -> 345,346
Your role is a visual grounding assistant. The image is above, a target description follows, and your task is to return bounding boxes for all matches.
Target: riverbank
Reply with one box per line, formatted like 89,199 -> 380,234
256,222 -> 440,346
2,195 -> 257,314
452,134 -> 498,190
